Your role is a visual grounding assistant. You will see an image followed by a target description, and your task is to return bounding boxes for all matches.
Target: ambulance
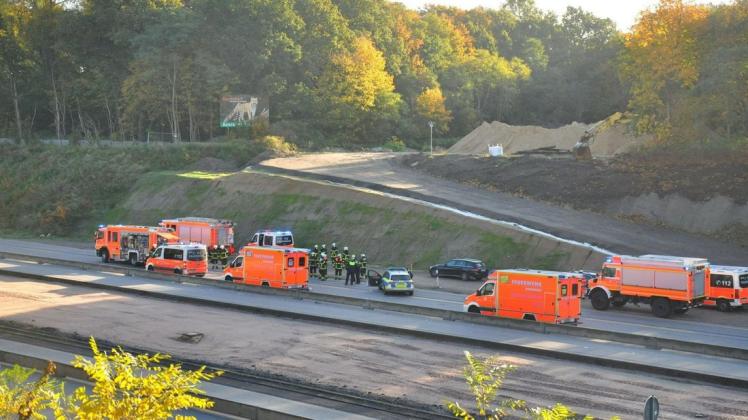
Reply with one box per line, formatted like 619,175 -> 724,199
224,246 -> 308,289
704,265 -> 748,312
145,243 -> 208,277
463,269 -> 583,324
95,225 -> 179,265
588,254 -> 708,318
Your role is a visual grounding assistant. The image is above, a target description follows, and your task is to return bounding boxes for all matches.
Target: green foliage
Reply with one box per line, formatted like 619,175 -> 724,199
1,0 -> 634,148
0,338 -> 221,419
0,362 -> 65,419
447,351 -> 615,420
383,137 -> 406,151
0,141 -> 265,236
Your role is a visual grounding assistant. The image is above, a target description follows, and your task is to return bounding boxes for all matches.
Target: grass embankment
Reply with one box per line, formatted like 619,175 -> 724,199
0,143 -> 578,269
112,170 -> 573,270
0,141 -> 266,239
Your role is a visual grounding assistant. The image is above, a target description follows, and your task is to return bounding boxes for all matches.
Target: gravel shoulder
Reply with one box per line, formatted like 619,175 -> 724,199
2,276 -> 747,419
260,153 -> 748,264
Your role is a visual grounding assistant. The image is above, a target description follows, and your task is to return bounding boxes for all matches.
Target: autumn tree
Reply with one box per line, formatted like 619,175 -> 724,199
415,86 -> 452,134
315,35 -> 401,144
621,0 -> 709,139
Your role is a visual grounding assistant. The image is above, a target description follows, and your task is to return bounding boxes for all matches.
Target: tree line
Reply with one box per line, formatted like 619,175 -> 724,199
0,0 -> 745,147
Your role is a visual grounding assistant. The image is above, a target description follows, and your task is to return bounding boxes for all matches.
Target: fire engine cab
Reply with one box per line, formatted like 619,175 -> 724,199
704,265 -> 748,311
95,225 -> 178,265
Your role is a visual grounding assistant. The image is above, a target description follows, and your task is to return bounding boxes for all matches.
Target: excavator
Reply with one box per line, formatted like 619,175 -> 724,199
572,112 -> 624,161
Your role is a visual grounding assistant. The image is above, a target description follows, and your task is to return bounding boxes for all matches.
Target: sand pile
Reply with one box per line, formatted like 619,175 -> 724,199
448,118 -> 649,156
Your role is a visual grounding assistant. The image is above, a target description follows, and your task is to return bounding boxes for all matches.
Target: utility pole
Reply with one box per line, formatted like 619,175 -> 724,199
428,121 -> 434,156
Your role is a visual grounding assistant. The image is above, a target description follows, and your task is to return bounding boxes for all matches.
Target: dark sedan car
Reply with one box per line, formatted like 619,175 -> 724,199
429,259 -> 488,281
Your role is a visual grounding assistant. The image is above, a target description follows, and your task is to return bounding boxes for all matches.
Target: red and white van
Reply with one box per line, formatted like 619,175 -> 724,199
146,244 -> 208,277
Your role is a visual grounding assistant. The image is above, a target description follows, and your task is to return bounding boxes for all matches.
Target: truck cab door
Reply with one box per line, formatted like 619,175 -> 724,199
477,281 -> 497,314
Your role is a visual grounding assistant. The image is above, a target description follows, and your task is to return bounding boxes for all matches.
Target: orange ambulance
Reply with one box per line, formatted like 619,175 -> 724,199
95,225 -> 179,265
588,254 -> 708,317
704,265 -> 748,312
464,269 -> 583,324
224,246 -> 308,289
145,244 -> 208,277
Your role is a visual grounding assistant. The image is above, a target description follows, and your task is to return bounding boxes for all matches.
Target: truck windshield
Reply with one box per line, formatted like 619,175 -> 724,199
740,274 -> 748,288
95,231 -> 104,239
187,249 -> 206,261
276,235 -> 293,246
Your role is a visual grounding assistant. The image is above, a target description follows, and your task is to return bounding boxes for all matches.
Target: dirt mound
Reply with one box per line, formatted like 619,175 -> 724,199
402,152 -> 748,242
448,119 -> 648,157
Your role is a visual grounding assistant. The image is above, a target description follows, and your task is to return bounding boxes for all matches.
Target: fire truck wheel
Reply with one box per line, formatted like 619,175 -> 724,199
589,289 -> 610,310
651,297 -> 673,318
101,250 -> 109,263
716,299 -> 732,312
224,275 -> 233,282
129,254 -> 137,266
467,306 -> 481,314
612,298 -> 627,307
174,268 -> 182,275
146,265 -> 154,272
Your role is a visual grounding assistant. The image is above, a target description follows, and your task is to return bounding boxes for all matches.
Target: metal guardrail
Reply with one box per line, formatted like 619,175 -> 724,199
1,251 -> 747,363
1,252 -> 747,388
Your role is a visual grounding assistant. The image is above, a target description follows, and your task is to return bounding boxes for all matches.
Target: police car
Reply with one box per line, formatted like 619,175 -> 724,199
370,268 -> 414,296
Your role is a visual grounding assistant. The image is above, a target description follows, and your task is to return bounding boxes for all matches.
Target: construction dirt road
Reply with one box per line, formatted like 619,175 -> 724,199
2,276 -> 747,420
260,153 -> 748,264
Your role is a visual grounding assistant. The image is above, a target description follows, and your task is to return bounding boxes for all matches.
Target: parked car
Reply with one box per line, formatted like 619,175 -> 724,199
429,259 -> 488,281
368,269 -> 414,295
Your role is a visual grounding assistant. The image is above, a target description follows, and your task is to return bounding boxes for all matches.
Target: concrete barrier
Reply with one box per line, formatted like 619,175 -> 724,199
1,263 -> 747,388
2,251 -> 747,363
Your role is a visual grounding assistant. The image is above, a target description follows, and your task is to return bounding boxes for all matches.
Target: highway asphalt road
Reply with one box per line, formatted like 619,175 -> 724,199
1,257 -> 747,388
1,238 -> 747,351
260,153 -> 748,265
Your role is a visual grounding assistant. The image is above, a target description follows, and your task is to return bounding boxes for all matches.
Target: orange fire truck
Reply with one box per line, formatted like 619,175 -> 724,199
463,269 -> 583,324
587,254 -> 708,318
224,246 -> 308,289
159,217 -> 236,257
704,265 -> 748,312
95,225 -> 179,265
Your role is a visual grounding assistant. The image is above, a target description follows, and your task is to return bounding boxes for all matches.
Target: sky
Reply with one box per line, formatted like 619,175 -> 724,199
395,0 -> 731,31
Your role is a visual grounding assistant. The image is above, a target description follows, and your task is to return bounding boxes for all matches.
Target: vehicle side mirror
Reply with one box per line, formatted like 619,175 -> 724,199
476,289 -> 481,296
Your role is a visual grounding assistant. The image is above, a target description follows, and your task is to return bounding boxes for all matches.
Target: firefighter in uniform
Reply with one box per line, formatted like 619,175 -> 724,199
333,253 -> 343,279
330,243 -> 338,262
345,254 -> 359,286
219,245 -> 229,267
342,246 -> 350,264
309,245 -> 319,277
318,252 -> 328,281
358,253 -> 367,284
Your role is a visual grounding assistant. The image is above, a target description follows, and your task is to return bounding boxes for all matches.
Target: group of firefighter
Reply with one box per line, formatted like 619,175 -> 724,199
308,243 -> 367,285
